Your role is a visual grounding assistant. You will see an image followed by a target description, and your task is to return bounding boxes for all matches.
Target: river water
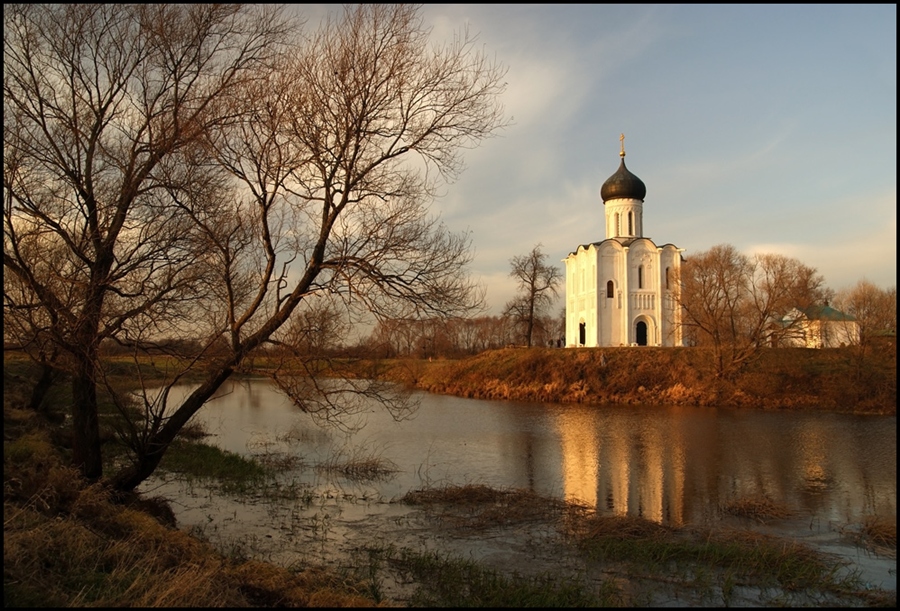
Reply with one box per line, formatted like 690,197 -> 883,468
139,378 -> 896,596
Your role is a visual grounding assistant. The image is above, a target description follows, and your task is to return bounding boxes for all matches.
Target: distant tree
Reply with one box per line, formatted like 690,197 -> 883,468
503,244 -> 562,347
677,244 -> 827,379
4,4 -> 508,493
833,280 -> 897,351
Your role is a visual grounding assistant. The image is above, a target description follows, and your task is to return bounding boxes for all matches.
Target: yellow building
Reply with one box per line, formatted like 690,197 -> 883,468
778,304 -> 860,348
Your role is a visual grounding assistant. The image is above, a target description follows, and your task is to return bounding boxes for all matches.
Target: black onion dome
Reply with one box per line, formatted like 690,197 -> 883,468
600,157 -> 646,202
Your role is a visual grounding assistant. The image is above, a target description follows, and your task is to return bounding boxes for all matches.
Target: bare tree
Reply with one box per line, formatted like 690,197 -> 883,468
4,4 -> 289,480
2,255 -> 65,414
503,244 -> 562,347
833,279 -> 897,352
109,4 -> 507,491
677,244 -> 827,379
5,4 -> 508,493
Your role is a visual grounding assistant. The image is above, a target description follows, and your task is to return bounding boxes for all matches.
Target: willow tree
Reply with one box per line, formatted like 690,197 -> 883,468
5,4 -> 508,493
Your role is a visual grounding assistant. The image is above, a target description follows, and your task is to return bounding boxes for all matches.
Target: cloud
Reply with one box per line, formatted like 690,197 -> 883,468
741,186 -> 896,291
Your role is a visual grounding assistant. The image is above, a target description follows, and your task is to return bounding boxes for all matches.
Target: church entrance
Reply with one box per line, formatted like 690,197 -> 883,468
635,321 -> 648,346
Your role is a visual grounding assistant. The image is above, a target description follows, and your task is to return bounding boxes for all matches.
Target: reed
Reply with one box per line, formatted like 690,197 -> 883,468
721,495 -> 795,523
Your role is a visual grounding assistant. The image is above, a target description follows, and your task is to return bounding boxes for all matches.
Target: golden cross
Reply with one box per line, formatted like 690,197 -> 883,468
619,133 -> 625,157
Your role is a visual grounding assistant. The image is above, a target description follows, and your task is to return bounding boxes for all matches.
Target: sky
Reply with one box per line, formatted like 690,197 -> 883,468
309,4 -> 897,316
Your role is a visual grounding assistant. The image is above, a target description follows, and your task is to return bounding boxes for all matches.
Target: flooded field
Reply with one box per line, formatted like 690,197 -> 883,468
139,379 -> 896,605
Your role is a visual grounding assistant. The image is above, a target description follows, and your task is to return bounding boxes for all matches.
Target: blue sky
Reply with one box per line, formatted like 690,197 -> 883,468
310,5 -> 897,316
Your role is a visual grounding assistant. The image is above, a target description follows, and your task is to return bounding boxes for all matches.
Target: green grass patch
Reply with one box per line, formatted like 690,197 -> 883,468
158,439 -> 268,489
382,546 -> 619,607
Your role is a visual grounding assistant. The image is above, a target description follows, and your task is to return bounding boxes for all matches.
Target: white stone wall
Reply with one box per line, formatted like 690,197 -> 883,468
565,240 -> 683,347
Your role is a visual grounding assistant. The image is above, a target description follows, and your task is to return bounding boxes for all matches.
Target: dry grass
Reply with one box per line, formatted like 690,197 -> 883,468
565,513 -> 675,541
861,515 -> 897,550
317,446 -> 399,482
5,494 -> 392,607
385,345 -> 896,414
3,425 -> 390,607
402,484 -> 583,530
721,495 -> 795,523
5,354 -> 895,607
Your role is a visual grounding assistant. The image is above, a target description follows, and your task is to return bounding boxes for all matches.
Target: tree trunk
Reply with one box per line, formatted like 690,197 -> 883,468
71,355 -> 103,481
27,361 -> 57,415
107,365 -> 237,493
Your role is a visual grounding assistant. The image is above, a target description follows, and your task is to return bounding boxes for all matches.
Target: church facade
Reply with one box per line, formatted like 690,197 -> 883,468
564,137 -> 684,347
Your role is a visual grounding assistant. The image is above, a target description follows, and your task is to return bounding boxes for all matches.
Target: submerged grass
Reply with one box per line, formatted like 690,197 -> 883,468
3,430 -> 385,607
159,439 -> 268,490
381,546 -> 618,607
399,485 -> 891,607
156,437 -> 317,503
402,484 -> 578,530
5,355 -> 895,607
721,495 -> 795,523
6,421 -> 895,608
567,514 -> 868,603
317,444 -> 399,482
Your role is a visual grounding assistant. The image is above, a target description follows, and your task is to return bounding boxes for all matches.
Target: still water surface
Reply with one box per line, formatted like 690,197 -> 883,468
159,378 -> 896,528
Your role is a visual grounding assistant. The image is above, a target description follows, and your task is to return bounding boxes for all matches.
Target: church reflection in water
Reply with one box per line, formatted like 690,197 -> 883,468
551,404 -> 895,527
177,379 -> 896,531
556,406 -> 686,525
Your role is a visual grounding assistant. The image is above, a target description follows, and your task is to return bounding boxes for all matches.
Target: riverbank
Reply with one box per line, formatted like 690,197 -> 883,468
375,345 -> 896,415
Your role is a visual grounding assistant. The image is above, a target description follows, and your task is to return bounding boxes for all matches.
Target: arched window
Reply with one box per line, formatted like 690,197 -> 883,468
628,211 -> 634,235
614,212 -> 620,235
638,265 -> 643,289
606,280 -> 614,298
665,267 -> 671,289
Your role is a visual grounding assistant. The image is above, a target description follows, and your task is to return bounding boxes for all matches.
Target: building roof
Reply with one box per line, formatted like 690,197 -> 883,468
600,157 -> 646,202
798,304 -> 857,322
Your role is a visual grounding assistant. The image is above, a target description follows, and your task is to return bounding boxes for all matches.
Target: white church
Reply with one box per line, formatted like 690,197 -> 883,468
564,136 -> 684,347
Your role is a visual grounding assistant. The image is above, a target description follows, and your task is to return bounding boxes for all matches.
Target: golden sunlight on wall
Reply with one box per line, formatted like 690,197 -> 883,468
605,417 -> 631,515
556,409 -> 599,507
555,407 -> 688,525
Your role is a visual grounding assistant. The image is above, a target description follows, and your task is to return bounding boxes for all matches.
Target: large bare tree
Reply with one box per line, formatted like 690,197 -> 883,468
4,4 -> 289,481
677,244 -> 828,379
503,244 -> 562,347
4,4 -> 508,492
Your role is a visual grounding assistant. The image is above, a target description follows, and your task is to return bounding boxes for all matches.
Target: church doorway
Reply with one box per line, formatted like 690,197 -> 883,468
578,322 -> 586,346
635,321 -> 648,346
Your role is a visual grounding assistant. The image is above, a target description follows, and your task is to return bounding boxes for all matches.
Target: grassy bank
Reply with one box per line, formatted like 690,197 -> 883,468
2,409 -> 388,607
375,344 -> 896,415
